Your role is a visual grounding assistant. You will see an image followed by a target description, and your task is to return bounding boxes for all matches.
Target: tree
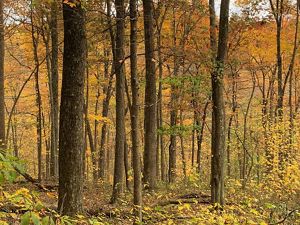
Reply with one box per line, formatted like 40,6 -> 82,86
58,0 -> 86,215
130,0 -> 142,221
143,0 -> 157,190
99,0 -> 115,180
30,1 -> 43,182
111,0 -> 126,203
168,5 -> 178,183
154,0 -> 167,182
210,0 -> 230,205
50,0 -> 59,177
0,0 -> 5,152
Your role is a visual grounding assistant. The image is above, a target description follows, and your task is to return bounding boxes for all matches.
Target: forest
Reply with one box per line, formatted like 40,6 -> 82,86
0,0 -> 300,224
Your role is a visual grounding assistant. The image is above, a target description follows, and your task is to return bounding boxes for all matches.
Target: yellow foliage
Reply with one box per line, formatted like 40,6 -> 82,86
88,114 -> 112,124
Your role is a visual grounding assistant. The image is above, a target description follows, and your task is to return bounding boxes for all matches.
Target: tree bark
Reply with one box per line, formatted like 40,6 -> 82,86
111,0 -> 126,203
143,0 -> 157,189
50,0 -> 59,177
154,2 -> 167,182
58,0 -> 86,215
226,71 -> 237,177
210,0 -> 230,206
196,100 -> 209,174
30,3 -> 43,182
168,6 -> 178,183
0,0 -> 5,152
129,0 -> 143,221
99,0 -> 115,180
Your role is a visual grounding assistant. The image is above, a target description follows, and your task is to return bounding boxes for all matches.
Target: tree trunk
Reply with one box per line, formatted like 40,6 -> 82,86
226,71 -> 237,177
111,0 -> 126,203
40,19 -> 51,180
155,4 -> 166,182
168,6 -> 178,183
129,0 -> 142,220
210,0 -> 230,206
143,0 -> 157,189
196,100 -> 209,174
58,0 -> 86,215
30,4 -> 43,182
50,0 -> 59,177
124,137 -> 131,191
179,109 -> 187,179
86,118 -> 97,181
99,0 -> 115,180
0,0 -> 5,152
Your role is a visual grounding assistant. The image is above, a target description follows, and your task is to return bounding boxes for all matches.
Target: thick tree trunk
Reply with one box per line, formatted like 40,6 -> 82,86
210,0 -> 230,206
58,1 -> 86,215
143,0 -> 157,189
130,0 -> 142,220
111,0 -> 126,203
129,0 -> 143,221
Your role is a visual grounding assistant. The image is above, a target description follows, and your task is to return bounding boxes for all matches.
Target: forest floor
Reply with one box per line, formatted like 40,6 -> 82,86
0,177 -> 300,224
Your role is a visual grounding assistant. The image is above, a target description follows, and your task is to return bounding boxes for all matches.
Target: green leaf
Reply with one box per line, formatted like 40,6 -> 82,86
21,212 -> 31,225
42,216 -> 54,225
31,212 -> 41,225
265,203 -> 276,209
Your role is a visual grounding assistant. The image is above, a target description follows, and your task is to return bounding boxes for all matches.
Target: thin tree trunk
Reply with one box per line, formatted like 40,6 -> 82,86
157,26 -> 165,182
40,20 -> 52,180
42,110 -> 50,179
50,0 -> 59,177
168,6 -> 178,183
287,4 -> 299,159
93,83 -> 100,181
179,109 -> 187,179
83,48 -> 90,179
191,124 -> 195,168
0,0 -> 5,152
86,118 -> 97,181
99,0 -> 115,180
196,100 -> 209,174
242,76 -> 256,187
11,105 -> 18,157
226,71 -> 237,177
30,4 -> 43,182
124,137 -> 131,191
155,1 -> 167,182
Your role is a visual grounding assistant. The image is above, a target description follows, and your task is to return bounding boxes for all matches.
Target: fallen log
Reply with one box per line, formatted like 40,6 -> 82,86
178,192 -> 211,199
152,192 -> 212,207
13,166 -> 51,192
154,198 -> 211,207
